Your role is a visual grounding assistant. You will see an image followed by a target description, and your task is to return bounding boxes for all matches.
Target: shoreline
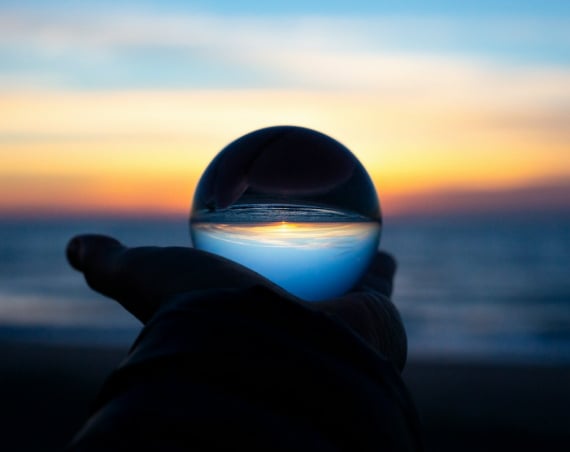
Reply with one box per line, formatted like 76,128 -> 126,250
1,341 -> 569,451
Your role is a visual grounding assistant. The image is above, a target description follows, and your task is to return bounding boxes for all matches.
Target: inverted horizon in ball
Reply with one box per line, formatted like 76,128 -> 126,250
190,126 -> 382,301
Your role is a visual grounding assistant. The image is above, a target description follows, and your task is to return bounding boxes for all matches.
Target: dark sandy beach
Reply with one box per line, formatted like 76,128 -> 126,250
1,341 -> 568,451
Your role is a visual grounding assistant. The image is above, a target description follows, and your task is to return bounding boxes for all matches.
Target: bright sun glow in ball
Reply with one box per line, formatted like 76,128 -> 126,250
190,126 -> 382,301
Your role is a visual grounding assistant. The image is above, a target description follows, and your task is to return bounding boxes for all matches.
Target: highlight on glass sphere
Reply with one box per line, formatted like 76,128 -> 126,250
189,125 -> 382,301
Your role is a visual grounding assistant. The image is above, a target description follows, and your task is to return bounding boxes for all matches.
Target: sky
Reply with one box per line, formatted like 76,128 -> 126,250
0,0 -> 569,217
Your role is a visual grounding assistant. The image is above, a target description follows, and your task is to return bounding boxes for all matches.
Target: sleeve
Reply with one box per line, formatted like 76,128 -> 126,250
67,285 -> 423,451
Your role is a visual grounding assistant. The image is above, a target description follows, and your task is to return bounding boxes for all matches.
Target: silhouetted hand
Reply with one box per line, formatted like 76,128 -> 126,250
67,234 -> 407,370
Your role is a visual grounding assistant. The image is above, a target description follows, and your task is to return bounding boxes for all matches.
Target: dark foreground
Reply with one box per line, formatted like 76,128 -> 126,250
1,341 -> 568,451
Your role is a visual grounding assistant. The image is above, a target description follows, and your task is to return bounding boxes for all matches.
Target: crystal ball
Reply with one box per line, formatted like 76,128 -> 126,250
189,126 -> 382,301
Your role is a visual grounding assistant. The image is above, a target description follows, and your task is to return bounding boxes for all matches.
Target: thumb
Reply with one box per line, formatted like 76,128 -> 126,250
66,234 -> 161,323
66,234 -> 283,324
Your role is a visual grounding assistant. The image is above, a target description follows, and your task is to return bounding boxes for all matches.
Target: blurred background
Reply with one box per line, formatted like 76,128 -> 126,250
0,1 -> 569,451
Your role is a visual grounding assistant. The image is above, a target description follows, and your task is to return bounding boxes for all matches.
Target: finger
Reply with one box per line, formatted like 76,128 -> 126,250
308,251 -> 405,369
67,234 -> 157,322
311,292 -> 407,371
355,251 -> 397,298
66,234 -> 274,324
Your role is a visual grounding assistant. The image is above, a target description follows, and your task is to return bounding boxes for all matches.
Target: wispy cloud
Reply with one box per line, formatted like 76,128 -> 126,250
385,178 -> 570,217
0,10 -> 568,90
1,10 -> 568,138
2,10 -> 568,53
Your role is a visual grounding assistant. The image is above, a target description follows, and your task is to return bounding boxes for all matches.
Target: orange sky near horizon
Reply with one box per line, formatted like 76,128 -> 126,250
1,88 -> 568,217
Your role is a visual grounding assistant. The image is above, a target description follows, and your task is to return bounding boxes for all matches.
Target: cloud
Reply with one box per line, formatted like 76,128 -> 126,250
1,10 -> 568,122
1,9 -> 568,53
1,9 -> 568,139
384,177 -> 570,217
0,9 -> 568,90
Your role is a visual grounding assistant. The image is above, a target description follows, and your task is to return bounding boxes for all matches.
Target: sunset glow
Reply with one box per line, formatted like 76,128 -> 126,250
1,2 -> 568,217
192,221 -> 379,248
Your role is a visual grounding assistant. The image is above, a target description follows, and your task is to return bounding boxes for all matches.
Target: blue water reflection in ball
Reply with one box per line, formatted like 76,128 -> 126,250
190,126 -> 382,301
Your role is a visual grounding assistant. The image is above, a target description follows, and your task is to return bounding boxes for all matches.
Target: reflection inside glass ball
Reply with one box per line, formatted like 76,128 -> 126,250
190,126 -> 382,301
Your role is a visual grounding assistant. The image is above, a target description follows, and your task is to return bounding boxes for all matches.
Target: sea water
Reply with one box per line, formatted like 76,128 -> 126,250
1,215 -> 569,364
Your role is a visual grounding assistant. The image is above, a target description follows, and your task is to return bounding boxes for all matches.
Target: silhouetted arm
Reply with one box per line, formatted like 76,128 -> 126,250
66,235 -> 421,451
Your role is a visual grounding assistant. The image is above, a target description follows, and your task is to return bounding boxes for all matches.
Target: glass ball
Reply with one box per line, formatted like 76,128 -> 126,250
189,126 -> 381,301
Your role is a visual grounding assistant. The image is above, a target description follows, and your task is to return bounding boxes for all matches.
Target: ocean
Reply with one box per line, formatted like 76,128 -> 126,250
1,214 -> 569,364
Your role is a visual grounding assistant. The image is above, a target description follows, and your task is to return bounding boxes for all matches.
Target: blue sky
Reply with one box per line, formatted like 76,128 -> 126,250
2,0 -> 569,15
0,0 -> 568,90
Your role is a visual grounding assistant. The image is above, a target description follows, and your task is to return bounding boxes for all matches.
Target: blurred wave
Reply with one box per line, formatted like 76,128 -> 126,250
0,215 -> 569,363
